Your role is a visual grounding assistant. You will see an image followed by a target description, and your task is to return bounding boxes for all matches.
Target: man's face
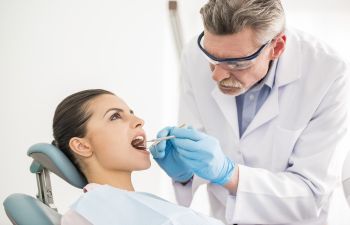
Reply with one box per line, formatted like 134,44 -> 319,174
202,28 -> 284,96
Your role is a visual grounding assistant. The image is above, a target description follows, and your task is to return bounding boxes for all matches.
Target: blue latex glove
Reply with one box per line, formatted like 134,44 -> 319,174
150,126 -> 193,183
171,127 -> 235,185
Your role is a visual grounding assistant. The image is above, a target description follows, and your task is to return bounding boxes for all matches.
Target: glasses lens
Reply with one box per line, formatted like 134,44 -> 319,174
223,60 -> 254,70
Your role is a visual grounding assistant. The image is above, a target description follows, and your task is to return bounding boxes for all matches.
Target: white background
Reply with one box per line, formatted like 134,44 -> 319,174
0,0 -> 349,224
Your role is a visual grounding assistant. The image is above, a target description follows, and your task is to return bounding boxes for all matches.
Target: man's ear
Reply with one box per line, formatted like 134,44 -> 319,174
270,33 -> 286,60
69,137 -> 93,158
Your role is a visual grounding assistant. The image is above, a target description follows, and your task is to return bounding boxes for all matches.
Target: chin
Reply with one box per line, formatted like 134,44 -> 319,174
219,86 -> 246,96
134,159 -> 151,171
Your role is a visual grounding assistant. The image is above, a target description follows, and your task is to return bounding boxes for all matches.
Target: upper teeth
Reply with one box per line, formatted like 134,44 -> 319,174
131,136 -> 146,150
133,136 -> 144,141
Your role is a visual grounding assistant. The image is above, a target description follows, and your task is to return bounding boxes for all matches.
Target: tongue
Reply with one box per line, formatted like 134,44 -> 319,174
131,139 -> 146,150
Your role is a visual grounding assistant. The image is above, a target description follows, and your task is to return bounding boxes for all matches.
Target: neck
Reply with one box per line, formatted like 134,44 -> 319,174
85,167 -> 134,192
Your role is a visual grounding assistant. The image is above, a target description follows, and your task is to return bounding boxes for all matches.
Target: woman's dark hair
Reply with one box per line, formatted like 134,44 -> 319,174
52,89 -> 114,176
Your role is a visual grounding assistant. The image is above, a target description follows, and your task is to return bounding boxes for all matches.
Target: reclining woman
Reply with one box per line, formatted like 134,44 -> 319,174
53,89 -> 224,225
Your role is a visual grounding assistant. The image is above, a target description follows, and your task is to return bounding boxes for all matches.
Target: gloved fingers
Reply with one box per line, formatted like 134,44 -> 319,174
176,152 -> 204,168
175,145 -> 209,162
150,144 -> 165,159
170,127 -> 206,141
171,138 -> 203,152
150,137 -> 170,159
151,126 -> 173,159
156,126 -> 173,138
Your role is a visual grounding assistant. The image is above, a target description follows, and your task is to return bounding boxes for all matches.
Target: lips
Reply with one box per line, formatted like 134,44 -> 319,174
131,135 -> 147,150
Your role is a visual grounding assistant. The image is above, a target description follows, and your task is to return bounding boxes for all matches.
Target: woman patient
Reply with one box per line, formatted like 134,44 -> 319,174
53,89 -> 224,225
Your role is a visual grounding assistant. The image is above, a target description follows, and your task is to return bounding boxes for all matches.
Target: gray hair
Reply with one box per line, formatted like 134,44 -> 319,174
200,0 -> 286,44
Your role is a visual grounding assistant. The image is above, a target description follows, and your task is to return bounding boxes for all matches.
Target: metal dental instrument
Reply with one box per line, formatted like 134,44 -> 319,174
146,135 -> 176,143
147,136 -> 176,149
147,124 -> 186,149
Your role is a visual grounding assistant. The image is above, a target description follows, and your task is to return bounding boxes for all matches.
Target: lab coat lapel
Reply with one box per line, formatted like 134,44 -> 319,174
242,85 -> 279,138
242,29 -> 302,138
211,86 -> 240,139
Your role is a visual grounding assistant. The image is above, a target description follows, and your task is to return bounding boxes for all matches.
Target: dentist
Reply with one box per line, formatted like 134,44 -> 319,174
151,0 -> 349,224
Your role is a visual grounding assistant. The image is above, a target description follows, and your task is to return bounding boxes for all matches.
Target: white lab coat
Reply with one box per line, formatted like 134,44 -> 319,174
174,28 -> 349,225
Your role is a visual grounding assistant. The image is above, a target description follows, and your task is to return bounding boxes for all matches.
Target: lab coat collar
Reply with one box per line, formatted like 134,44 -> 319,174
211,86 -> 240,140
242,84 -> 279,138
210,29 -> 302,139
242,29 -> 302,137
264,60 -> 277,89
275,28 -> 302,87
211,77 -> 280,140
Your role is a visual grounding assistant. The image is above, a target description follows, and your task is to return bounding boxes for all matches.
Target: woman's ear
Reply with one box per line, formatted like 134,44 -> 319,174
69,137 -> 93,158
270,33 -> 286,60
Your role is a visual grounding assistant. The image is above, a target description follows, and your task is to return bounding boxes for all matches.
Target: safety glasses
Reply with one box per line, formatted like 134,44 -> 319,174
197,31 -> 271,71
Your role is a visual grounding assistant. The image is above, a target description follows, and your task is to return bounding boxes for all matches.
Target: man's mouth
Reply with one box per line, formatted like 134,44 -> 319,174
131,136 -> 147,151
219,78 -> 243,89
218,78 -> 247,96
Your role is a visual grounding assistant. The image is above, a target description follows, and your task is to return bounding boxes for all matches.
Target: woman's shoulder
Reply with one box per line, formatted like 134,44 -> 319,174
61,209 -> 93,225
71,184 -> 127,209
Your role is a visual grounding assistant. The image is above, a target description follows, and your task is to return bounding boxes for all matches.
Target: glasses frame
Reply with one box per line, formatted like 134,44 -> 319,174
197,31 -> 271,68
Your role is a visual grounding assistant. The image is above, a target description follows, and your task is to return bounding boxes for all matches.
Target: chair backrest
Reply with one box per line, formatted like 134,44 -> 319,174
343,150 -> 350,207
3,194 -> 61,225
3,143 -> 88,225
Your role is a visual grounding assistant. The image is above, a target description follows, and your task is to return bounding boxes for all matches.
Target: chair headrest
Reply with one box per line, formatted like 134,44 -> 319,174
27,143 -> 87,189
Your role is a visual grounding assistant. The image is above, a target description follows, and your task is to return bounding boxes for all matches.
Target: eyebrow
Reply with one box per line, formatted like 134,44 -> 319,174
103,108 -> 134,117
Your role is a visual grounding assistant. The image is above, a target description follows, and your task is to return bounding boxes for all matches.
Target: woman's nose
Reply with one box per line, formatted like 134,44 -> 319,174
211,64 -> 231,82
132,115 -> 144,128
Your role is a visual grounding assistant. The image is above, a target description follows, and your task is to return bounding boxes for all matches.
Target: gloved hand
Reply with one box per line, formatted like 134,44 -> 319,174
150,126 -> 193,183
171,127 -> 235,185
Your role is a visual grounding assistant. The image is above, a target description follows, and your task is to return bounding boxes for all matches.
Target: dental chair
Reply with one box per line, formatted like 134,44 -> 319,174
3,143 -> 87,225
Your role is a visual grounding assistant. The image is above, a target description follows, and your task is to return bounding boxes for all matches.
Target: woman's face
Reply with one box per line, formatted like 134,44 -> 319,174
83,94 -> 150,172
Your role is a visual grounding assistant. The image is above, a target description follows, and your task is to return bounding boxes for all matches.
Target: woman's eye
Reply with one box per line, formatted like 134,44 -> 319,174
110,112 -> 121,121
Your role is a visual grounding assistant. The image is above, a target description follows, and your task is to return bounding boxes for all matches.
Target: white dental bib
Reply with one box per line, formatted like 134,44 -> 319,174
70,184 -> 224,225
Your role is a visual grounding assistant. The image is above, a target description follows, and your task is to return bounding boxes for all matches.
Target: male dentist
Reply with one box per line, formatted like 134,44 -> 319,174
151,0 -> 349,224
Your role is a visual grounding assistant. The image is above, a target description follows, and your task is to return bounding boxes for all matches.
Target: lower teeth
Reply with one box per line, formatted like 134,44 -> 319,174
132,144 -> 146,150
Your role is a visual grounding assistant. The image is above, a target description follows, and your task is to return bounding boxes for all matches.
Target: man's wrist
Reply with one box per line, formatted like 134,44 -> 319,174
179,175 -> 193,186
223,166 -> 239,194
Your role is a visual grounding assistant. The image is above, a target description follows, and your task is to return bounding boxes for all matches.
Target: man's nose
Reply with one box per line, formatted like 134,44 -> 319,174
211,64 -> 230,82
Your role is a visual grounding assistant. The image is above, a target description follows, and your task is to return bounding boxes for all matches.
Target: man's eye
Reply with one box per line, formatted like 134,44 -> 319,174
110,112 -> 121,121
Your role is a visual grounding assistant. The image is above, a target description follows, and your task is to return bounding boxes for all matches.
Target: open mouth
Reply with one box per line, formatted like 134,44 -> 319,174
131,136 -> 147,151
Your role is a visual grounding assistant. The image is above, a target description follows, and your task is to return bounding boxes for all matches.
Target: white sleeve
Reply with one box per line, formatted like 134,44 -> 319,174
174,42 -> 207,206
61,209 -> 93,225
178,42 -> 205,132
173,179 -> 194,207
226,66 -> 349,224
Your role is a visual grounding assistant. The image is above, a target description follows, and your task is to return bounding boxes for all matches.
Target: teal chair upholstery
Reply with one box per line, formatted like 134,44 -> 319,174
4,194 -> 61,225
3,143 -> 87,225
27,143 -> 87,188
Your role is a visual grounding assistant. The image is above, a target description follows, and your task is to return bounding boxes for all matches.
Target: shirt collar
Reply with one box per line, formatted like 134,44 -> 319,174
264,59 -> 277,88
249,60 -> 277,92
